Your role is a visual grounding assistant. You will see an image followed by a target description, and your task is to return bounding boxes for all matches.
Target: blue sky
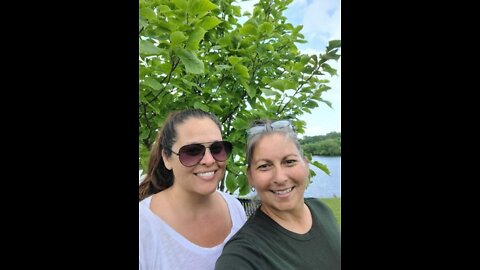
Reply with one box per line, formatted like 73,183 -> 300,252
237,0 -> 341,137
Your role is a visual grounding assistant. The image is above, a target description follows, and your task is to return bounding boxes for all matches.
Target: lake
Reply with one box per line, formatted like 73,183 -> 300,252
305,156 -> 341,198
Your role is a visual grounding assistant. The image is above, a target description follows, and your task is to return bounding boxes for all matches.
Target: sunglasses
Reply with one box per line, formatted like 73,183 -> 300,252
246,120 -> 295,136
170,141 -> 233,167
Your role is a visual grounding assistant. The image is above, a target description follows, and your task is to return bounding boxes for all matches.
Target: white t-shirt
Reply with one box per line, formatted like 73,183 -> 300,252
139,191 -> 247,270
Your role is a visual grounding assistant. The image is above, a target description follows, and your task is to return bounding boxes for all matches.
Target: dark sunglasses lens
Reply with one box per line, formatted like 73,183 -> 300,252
210,141 -> 232,161
178,144 -> 205,166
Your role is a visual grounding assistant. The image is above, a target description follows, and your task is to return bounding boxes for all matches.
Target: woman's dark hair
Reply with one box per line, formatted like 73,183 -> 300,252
139,109 -> 222,201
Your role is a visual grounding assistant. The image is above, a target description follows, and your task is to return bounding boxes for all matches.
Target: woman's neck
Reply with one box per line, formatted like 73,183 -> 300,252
261,203 -> 312,234
162,186 -> 218,217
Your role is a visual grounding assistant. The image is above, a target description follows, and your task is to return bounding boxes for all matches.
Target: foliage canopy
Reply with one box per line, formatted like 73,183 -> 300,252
139,0 -> 341,195
301,132 -> 341,156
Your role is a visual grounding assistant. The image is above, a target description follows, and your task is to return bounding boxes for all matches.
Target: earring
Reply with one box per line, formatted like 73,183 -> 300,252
251,186 -> 256,192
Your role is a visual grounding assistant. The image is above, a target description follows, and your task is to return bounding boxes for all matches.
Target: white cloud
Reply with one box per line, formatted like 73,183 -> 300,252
302,0 -> 340,41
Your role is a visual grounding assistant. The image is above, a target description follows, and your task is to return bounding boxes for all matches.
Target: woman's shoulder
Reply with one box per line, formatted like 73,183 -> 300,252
217,190 -> 235,199
305,197 -> 326,207
216,190 -> 247,223
305,198 -> 334,217
305,198 -> 339,228
216,190 -> 241,207
139,195 -> 152,209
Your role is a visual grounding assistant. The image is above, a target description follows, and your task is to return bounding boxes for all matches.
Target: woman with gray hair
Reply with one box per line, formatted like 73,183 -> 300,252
215,119 -> 340,269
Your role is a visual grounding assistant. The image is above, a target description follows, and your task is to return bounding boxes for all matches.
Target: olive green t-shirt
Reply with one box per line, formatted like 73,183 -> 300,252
215,198 -> 341,270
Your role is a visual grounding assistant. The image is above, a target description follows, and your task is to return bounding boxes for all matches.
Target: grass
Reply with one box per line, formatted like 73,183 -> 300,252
319,197 -> 341,227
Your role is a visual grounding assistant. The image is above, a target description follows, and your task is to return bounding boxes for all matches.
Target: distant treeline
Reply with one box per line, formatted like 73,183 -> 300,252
300,131 -> 341,156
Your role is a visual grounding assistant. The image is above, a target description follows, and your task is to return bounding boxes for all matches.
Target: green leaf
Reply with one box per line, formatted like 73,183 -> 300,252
225,172 -> 238,193
143,77 -> 161,90
312,161 -> 330,176
200,16 -> 222,30
228,15 -> 237,24
193,101 -> 210,111
139,7 -> 156,21
209,104 -> 223,113
318,98 -> 333,108
233,64 -> 249,79
186,27 -> 207,50
269,79 -> 286,91
157,21 -> 174,32
258,22 -> 274,35
175,48 -> 204,74
232,117 -> 249,130
139,17 -> 148,31
327,40 -> 341,52
158,63 -> 171,74
139,40 -> 162,55
324,49 -> 341,61
238,174 -> 250,196
158,5 -> 171,13
321,63 -> 338,76
300,55 -> 310,64
293,62 -> 304,72
217,36 -> 230,48
292,25 -> 303,35
260,88 -> 280,97
231,5 -> 241,16
172,0 -> 187,10
188,0 -> 217,17
139,130 -> 149,140
181,78 -> 199,88
261,77 -> 272,84
239,24 -> 258,36
227,163 -> 241,176
290,96 -> 302,107
170,31 -> 188,47
242,81 -> 255,98
228,56 -> 243,66
305,100 -> 319,108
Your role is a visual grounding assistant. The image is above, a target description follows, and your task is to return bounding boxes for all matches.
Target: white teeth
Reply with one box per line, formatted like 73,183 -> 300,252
196,171 -> 214,177
273,187 -> 293,195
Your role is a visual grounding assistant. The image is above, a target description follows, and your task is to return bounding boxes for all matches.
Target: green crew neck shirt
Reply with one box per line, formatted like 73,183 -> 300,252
215,198 -> 341,270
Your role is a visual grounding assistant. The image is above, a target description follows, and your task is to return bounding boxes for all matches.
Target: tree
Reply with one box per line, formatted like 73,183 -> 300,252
301,132 -> 341,156
139,0 -> 341,195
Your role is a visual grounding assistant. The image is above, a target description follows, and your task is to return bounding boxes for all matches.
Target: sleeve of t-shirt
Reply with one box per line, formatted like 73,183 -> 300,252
214,237 -> 263,270
219,191 -> 247,224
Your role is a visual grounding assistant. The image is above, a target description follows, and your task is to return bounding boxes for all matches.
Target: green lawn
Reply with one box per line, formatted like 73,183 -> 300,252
319,197 -> 341,227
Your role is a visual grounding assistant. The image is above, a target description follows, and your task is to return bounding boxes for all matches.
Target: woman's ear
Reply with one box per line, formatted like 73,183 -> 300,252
246,167 -> 254,187
162,151 -> 172,170
303,156 -> 310,174
303,156 -> 310,165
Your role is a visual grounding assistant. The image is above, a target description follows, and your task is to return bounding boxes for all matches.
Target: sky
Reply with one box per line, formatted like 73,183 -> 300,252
236,0 -> 341,137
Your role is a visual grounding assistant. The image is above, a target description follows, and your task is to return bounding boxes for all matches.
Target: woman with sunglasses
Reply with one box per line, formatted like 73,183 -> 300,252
139,109 -> 247,270
215,120 -> 341,270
